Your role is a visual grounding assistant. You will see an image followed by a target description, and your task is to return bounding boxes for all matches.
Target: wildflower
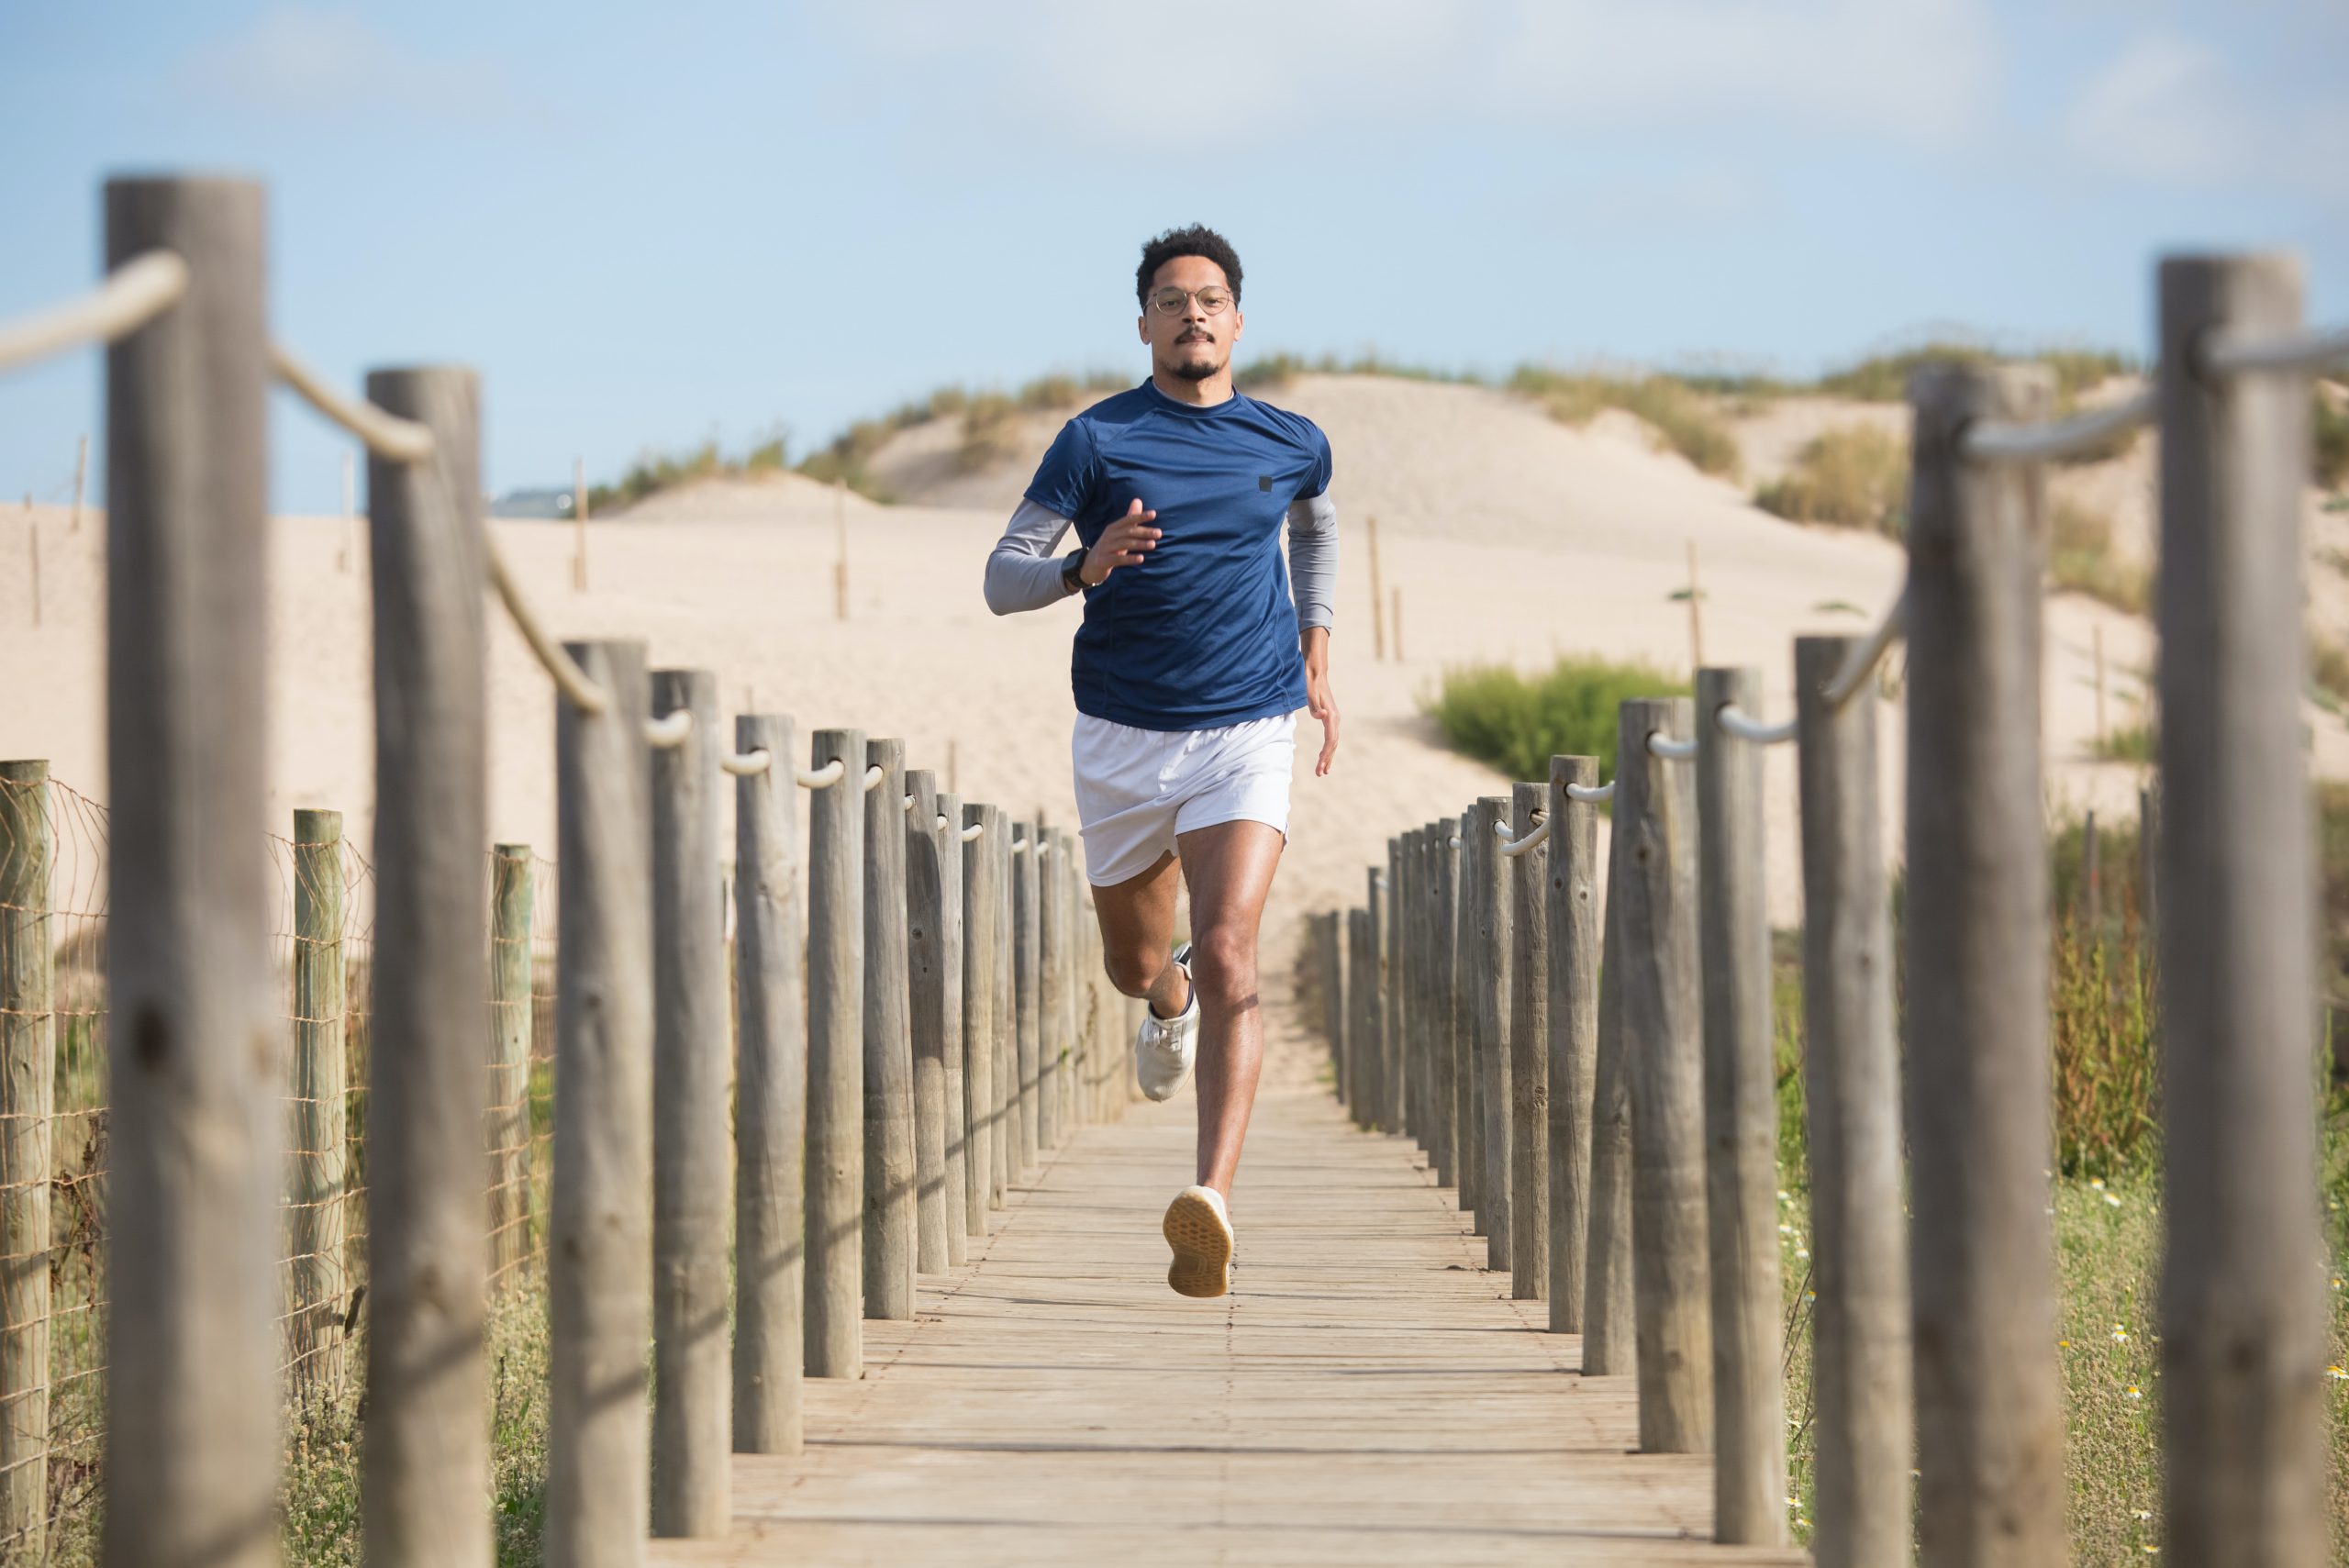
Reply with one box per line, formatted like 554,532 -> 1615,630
2327,1365 -> 2348,1382
2133,1509 -> 2153,1521
2125,1385 -> 2142,1399
2111,1324 -> 2130,1344
1778,1221 -> 1793,1235
2105,1191 -> 2123,1207
1777,1189 -> 1790,1203
2090,1178 -> 2105,1190
2059,1339 -> 2071,1349
1795,1247 -> 1810,1261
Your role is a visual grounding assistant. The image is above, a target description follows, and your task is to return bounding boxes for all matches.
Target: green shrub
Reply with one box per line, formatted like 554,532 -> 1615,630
2315,385 -> 2349,490
1753,425 -> 1909,535
2048,498 -> 2151,614
1423,655 -> 1690,784
1507,368 -> 1740,477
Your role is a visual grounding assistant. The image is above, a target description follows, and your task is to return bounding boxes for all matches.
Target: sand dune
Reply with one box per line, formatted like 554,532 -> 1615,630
4,373 -> 2342,1055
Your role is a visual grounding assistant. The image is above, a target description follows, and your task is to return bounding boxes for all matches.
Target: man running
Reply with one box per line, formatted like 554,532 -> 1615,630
983,224 -> 1340,1299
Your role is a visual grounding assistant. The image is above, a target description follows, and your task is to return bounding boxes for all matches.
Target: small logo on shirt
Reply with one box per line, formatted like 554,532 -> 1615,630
1257,475 -> 1273,492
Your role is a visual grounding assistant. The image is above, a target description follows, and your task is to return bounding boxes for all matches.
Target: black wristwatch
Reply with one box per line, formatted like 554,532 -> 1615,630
1060,547 -> 1089,595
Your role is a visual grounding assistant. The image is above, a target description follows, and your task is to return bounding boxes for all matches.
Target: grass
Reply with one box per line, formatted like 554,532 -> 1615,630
1752,425 -> 1908,536
2311,634 -> 2349,715
2047,498 -> 2152,615
1506,367 -> 1741,477
1816,342 -> 2134,403
1422,655 -> 1691,784
2317,384 -> 2348,491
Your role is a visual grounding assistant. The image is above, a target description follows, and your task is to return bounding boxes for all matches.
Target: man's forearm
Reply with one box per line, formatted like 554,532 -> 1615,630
984,498 -> 1076,615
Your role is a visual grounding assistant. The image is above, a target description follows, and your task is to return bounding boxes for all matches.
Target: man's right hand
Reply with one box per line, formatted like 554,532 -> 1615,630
1083,498 -> 1160,586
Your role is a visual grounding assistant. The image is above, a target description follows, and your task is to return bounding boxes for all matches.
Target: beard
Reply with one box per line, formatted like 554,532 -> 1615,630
1171,340 -> 1223,381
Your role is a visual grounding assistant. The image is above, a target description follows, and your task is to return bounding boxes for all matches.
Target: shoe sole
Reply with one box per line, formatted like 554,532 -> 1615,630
1163,1189 -> 1232,1299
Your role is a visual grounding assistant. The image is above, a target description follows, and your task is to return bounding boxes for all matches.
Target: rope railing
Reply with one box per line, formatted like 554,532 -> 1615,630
0,251 -> 190,374
796,758 -> 847,789
1964,388 -> 2157,463
1646,733 -> 1698,762
1497,814 -> 1550,858
2202,323 -> 2349,375
720,749 -> 771,777
1715,705 -> 1796,745
1820,587 -> 1907,712
644,710 -> 693,749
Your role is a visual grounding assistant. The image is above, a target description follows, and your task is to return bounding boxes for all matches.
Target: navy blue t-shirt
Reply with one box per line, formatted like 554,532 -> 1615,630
1024,380 -> 1333,732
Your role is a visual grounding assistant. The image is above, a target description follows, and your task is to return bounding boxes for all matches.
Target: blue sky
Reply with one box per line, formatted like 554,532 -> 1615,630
3,1 -> 2343,514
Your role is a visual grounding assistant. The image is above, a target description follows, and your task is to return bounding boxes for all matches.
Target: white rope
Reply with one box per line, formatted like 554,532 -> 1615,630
796,759 -> 847,789
1038,840 -> 1053,859
934,813 -> 950,831
1716,706 -> 1797,745
721,749 -> 772,777
862,764 -> 885,792
2202,324 -> 2349,375
1447,834 -> 1463,849
1012,839 -> 1030,854
1567,781 -> 1615,805
903,792 -> 917,811
1648,733 -> 1698,761
959,821 -> 985,842
1820,587 -> 1908,712
272,343 -> 438,463
645,709 -> 693,749
1964,389 -> 2156,464
481,539 -> 613,715
1498,817 -> 1552,858
0,251 -> 190,374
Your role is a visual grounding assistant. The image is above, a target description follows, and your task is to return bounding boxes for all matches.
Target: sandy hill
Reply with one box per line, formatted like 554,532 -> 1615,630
5,371 -> 2343,1050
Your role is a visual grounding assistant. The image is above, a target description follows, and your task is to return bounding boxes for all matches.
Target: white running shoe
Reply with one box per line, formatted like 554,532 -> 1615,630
1163,1184 -> 1234,1299
1132,942 -> 1197,1102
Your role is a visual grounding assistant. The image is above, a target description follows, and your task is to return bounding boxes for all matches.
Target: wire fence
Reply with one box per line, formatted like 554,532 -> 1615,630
0,768 -> 559,1560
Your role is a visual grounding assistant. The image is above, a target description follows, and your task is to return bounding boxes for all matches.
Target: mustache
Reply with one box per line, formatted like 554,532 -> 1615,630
1177,329 -> 1213,343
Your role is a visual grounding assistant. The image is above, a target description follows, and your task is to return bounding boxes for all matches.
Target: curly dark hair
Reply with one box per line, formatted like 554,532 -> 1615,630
1136,225 -> 1241,310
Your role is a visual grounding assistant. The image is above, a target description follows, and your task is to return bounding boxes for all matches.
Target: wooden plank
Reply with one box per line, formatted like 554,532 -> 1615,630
650,1069 -> 1809,1567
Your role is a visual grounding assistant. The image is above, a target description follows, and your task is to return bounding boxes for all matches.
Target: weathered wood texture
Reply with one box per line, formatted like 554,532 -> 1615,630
991,816 -> 1014,1205
1453,809 -> 1480,1223
1617,698 -> 1710,1454
906,774 -> 963,1271
806,727 -> 866,1379
289,808 -> 346,1390
936,792 -> 969,1260
1508,784 -> 1550,1302
548,639 -> 654,1568
961,805 -> 996,1240
1794,638 -> 1911,1567
1347,907 -> 1375,1132
1038,823 -> 1067,1151
1693,669 -> 1786,1545
863,740 -> 916,1320
1432,822 -> 1461,1192
1544,757 -> 1600,1335
648,1079 -> 1810,1568
1468,797 -> 1512,1272
1317,912 -> 1346,1109
103,173 -> 280,1568
1581,783 -> 1636,1376
1905,361 -> 2063,1568
733,715 -> 804,1454
1013,824 -> 1041,1171
2155,255 -> 2327,1568
651,668 -> 729,1539
488,845 -> 536,1283
1367,863 -> 1392,1135
0,762 -> 52,1552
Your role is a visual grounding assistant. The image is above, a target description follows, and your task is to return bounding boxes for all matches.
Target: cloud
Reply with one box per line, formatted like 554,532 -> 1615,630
2064,28 -> 2349,200
177,6 -> 513,121
815,0 -> 1998,150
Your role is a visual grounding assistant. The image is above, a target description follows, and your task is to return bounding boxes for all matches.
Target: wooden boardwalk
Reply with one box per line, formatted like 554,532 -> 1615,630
650,1073 -> 1807,1568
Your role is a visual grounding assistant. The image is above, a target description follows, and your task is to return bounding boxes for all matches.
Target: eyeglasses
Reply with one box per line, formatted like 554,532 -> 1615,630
1148,285 -> 1234,317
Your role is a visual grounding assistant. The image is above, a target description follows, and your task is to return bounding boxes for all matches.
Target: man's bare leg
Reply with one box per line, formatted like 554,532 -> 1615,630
1091,849 -> 1190,1020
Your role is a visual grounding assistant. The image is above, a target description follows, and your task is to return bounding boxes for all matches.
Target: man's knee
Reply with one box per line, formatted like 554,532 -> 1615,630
1102,943 -> 1163,999
1187,925 -> 1257,1005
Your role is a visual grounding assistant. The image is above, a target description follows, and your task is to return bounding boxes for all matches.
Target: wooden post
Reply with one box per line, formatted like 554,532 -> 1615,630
1693,670 -> 1785,1541
863,740 -> 915,1320
1013,823 -> 1041,1170
991,813 -> 1014,1205
1367,515 -> 1386,661
1545,756 -> 1600,1334
1581,781 -> 1637,1374
289,809 -> 348,1393
905,771 -> 957,1272
1794,636 -> 1912,1565
2140,783 -> 2160,932
962,804 -> 997,1239
1394,834 -> 1416,1143
1318,911 -> 1346,1106
1392,586 -> 1405,662
805,726 -> 865,1378
1347,908 -> 1375,1131
733,714 -> 805,1453
69,435 -> 85,534
1686,539 -> 1704,672
1508,782 -> 1549,1300
1618,697 -> 1709,1452
2155,253 -> 2327,1567
936,791 -> 969,1258
573,455 -> 588,590
649,668 -> 728,1538
488,846 -> 535,1283
103,176 -> 278,1567
1468,797 -> 1512,1270
2083,808 -> 2101,932
0,762 -> 53,1553
1365,863 -> 1392,1133
1428,821 -> 1446,1187
547,639 -> 653,1568
1906,360 -> 2064,1566
1038,819 -> 1066,1151
1453,807 -> 1481,1222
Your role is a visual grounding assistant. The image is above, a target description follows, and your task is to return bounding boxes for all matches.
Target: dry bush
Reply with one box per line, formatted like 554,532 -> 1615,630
1753,425 -> 1908,535
2048,498 -> 2151,615
1507,368 -> 1740,477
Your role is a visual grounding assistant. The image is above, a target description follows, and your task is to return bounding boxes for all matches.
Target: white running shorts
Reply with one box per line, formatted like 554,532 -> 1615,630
1071,712 -> 1297,886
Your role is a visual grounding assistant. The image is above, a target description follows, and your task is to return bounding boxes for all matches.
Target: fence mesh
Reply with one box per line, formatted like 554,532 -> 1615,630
0,770 -> 558,1560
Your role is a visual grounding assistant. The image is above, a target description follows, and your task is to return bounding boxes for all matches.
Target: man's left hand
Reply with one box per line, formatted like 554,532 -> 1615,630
1303,628 -> 1339,777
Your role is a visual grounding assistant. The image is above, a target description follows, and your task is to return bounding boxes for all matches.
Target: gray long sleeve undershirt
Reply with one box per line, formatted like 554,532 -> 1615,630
983,491 -> 1340,631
